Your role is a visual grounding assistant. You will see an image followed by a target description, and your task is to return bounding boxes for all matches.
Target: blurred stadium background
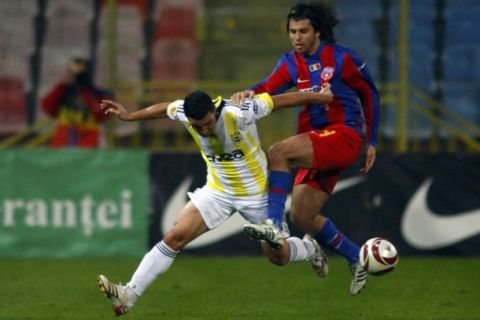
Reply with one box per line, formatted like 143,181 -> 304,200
0,0 -> 479,319
1,0 -> 479,151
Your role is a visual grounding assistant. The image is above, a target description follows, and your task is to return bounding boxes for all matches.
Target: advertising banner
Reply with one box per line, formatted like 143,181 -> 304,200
0,149 -> 149,258
150,153 -> 480,256
328,154 -> 480,257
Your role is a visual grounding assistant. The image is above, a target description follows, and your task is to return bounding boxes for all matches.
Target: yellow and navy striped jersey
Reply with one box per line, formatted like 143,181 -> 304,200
167,93 -> 274,196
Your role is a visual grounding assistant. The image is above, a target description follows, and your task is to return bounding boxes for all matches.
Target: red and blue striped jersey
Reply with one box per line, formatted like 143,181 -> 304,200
251,41 -> 380,146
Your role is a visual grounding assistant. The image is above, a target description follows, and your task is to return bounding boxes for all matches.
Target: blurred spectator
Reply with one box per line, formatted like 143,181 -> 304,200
41,57 -> 112,148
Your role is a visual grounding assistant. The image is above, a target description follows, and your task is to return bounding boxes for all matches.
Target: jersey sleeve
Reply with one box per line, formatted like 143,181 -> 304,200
236,93 -> 274,125
167,100 -> 188,122
251,54 -> 295,95
341,50 -> 381,146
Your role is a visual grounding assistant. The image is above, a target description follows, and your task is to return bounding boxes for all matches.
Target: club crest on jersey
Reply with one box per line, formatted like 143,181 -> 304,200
309,63 -> 321,72
168,103 -> 177,117
321,67 -> 335,81
230,131 -> 243,144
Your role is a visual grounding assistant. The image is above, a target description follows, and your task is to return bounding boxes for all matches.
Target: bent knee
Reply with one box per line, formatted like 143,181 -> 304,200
163,231 -> 188,251
267,142 -> 288,163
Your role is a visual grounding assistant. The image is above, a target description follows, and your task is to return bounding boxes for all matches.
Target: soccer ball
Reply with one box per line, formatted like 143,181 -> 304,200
359,237 -> 399,275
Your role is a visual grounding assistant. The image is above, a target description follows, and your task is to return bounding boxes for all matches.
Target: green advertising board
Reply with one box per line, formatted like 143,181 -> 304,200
0,149 -> 149,258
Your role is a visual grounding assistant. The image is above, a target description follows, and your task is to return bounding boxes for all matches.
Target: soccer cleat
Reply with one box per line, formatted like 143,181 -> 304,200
98,274 -> 130,316
349,262 -> 368,295
303,234 -> 328,277
243,219 -> 285,249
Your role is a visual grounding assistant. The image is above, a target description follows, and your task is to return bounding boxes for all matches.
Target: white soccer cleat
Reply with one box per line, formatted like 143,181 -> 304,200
303,234 -> 328,277
243,219 -> 285,249
349,262 -> 368,295
98,274 -> 131,316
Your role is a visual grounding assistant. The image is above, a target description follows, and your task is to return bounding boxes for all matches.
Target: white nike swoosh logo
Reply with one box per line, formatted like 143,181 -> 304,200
162,175 -> 366,249
297,79 -> 310,83
401,178 -> 480,249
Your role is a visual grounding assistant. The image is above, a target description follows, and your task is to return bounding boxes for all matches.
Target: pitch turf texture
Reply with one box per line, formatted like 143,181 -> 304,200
0,257 -> 478,320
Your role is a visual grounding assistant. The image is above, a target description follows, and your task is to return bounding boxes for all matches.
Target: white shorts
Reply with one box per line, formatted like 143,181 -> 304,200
188,185 -> 289,237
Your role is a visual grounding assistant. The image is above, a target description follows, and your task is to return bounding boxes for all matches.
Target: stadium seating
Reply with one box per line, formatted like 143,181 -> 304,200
444,46 -> 475,82
96,4 -> 145,84
154,6 -> 196,42
0,2 -> 36,84
0,77 -> 27,133
0,3 -> 33,132
40,0 -> 91,106
95,3 -> 147,137
444,82 -> 478,121
335,0 -> 380,80
151,5 -> 198,81
442,3 -> 480,122
152,39 -> 198,81
409,45 -> 434,90
1,0 -> 479,143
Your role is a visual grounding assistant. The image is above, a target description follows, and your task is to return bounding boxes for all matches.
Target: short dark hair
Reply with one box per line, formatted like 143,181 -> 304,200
71,57 -> 92,73
183,90 -> 215,120
72,57 -> 90,66
286,2 -> 340,43
71,57 -> 93,86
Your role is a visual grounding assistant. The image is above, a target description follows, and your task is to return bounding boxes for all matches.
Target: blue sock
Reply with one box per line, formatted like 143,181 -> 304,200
313,219 -> 360,264
267,170 -> 293,227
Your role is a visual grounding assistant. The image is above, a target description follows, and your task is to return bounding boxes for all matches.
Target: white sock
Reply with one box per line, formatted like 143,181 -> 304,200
127,240 -> 179,298
286,237 -> 314,262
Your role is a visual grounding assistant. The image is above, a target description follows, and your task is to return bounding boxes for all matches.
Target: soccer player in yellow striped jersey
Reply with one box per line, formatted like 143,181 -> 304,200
97,87 -> 332,316
168,93 -> 273,198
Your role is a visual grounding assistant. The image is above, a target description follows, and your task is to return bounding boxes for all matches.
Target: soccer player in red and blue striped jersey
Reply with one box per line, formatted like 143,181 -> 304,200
234,2 -> 380,295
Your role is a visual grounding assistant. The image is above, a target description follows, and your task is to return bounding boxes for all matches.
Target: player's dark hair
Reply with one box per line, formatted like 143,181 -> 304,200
286,2 -> 340,43
183,90 -> 215,120
72,57 -> 90,67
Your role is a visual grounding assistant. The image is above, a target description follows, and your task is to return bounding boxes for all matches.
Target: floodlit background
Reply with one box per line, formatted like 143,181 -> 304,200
1,0 -> 479,151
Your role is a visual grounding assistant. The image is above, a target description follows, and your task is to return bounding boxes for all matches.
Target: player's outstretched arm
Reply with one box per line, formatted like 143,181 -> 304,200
100,100 -> 171,121
271,84 -> 333,111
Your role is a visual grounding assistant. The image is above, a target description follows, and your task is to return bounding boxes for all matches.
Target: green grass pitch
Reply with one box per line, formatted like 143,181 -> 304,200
0,257 -> 478,319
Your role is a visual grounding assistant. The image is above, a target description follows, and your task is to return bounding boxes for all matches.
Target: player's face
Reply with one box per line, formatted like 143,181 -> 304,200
288,19 -> 320,55
69,61 -> 87,76
189,111 -> 216,137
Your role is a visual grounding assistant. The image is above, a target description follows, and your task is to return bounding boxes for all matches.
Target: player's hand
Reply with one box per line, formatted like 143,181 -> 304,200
360,145 -> 376,173
319,83 -> 333,104
100,99 -> 131,121
231,90 -> 255,105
